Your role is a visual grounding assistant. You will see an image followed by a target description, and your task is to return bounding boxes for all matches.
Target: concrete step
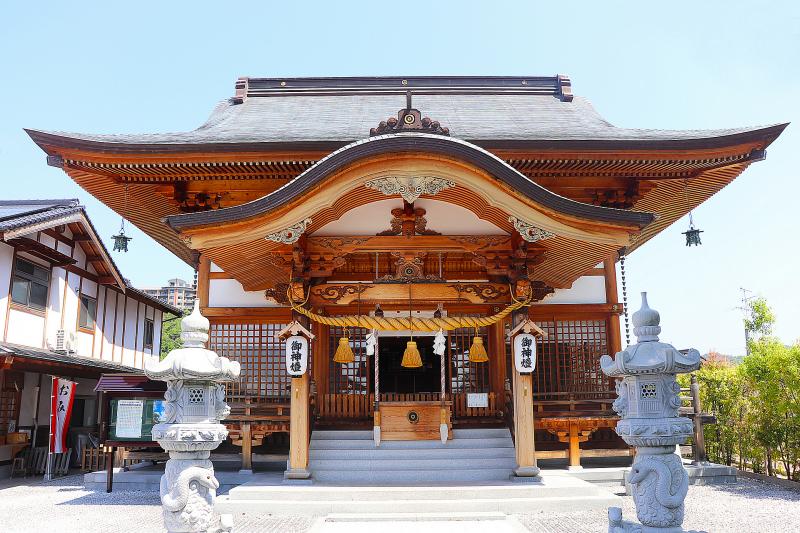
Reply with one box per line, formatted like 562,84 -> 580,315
320,511 -> 509,522
310,437 -> 514,450
309,457 -> 516,471
310,447 -> 517,460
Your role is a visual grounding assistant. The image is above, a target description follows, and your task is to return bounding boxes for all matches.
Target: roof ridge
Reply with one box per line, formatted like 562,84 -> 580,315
0,198 -> 79,206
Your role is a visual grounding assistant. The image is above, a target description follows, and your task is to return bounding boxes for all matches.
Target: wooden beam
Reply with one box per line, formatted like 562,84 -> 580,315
309,282 -> 512,306
202,306 -> 292,320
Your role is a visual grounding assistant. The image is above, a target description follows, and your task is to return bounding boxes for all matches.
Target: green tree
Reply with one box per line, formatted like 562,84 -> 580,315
744,296 -> 776,347
160,313 -> 184,359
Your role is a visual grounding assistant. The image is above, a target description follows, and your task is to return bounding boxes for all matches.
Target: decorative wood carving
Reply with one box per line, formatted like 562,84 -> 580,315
369,92 -> 450,137
312,237 -> 370,250
265,218 -> 311,244
365,176 -> 456,204
377,202 -> 440,237
311,284 -> 373,303
448,283 -> 510,303
264,283 -> 291,304
508,216 -> 556,243
375,252 -> 443,283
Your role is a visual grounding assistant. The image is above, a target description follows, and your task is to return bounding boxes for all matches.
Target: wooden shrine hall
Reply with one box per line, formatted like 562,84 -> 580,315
26,76 -> 786,480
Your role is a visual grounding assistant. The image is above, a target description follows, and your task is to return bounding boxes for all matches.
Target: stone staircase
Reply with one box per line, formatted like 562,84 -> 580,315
308,428 -> 517,484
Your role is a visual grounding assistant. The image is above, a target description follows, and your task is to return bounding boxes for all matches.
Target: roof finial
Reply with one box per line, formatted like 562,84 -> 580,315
406,90 -> 412,110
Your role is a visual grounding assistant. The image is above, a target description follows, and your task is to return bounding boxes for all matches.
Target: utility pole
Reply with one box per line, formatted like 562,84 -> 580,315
737,287 -> 754,355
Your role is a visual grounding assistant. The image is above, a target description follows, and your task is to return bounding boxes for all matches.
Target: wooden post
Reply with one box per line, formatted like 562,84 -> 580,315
690,374 -> 708,465
568,423 -> 582,470
286,373 -> 311,479
604,257 -> 622,354
197,254 -> 211,310
105,447 -> 114,493
240,397 -> 252,472
512,369 -> 539,476
490,321 -> 507,410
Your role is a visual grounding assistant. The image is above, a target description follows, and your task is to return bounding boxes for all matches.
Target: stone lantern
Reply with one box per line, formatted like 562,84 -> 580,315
600,293 -> 702,533
145,302 -> 241,533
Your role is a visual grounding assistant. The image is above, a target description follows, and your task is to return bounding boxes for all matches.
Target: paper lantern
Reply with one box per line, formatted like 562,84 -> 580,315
513,333 -> 537,374
285,335 -> 309,377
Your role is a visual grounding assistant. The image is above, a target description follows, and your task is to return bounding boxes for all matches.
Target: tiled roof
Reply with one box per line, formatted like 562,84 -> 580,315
0,341 -> 143,374
25,76 -> 788,152
0,199 -> 82,231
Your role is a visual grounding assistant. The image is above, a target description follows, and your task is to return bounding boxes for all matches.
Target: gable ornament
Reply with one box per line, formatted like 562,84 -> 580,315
265,218 -> 312,244
508,216 -> 555,243
365,176 -> 456,204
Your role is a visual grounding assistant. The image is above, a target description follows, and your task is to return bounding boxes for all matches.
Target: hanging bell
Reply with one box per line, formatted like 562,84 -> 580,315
401,340 -> 422,368
468,335 -> 489,363
333,335 -> 355,364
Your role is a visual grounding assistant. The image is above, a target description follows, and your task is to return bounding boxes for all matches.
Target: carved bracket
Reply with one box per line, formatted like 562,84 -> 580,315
365,176 -> 456,204
265,218 -> 312,244
509,216 -> 556,243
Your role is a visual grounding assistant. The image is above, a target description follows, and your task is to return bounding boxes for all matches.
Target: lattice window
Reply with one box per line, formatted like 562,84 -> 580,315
533,319 -> 610,400
0,372 -> 22,436
448,324 -> 489,394
210,322 -> 291,402
328,326 -> 370,395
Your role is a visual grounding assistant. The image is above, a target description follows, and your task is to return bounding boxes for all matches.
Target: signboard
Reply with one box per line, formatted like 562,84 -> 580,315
467,393 -> 489,408
108,398 -> 163,442
115,399 -> 144,438
285,335 -> 309,377
513,333 -> 537,374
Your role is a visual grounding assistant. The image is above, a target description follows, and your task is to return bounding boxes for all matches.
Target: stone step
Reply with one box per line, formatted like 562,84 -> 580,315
321,511 -> 509,522
309,457 -> 516,471
310,447 -> 516,460
228,476 -> 597,501
217,493 -> 618,516
312,468 -> 515,484
310,437 -> 514,450
311,428 -> 511,441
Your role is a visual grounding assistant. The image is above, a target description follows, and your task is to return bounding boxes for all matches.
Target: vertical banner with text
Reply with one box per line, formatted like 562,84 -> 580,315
49,378 -> 76,453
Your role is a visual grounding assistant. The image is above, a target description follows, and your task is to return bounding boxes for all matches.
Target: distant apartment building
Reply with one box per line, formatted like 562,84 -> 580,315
140,278 -> 195,313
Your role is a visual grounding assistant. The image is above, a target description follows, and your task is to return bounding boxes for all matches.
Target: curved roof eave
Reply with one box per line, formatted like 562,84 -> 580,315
25,123 -> 788,155
164,133 -> 656,232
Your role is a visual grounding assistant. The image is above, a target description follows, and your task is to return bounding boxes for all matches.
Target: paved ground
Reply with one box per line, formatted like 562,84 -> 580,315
1,473 -> 798,532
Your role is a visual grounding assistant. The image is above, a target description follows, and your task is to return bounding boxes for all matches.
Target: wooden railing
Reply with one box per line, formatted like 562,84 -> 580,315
318,392 -> 500,421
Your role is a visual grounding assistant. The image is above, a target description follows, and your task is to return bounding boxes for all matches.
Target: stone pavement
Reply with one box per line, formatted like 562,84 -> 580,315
1,473 -> 799,532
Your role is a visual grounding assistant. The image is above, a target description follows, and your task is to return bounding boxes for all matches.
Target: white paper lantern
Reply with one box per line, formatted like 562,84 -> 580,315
285,335 -> 309,377
513,333 -> 537,374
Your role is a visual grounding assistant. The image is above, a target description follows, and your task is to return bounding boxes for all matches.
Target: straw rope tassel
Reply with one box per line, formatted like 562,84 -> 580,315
401,283 -> 423,368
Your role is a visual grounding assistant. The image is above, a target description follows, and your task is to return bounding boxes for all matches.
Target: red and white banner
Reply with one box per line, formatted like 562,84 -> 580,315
49,378 -> 76,453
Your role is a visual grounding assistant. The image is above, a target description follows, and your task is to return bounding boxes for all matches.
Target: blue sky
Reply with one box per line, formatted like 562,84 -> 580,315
1,1 -> 797,355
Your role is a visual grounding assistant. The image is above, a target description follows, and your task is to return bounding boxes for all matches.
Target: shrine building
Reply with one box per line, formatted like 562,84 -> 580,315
26,76 -> 786,481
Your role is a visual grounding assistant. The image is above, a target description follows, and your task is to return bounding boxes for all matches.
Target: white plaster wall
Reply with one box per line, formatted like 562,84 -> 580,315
98,288 -> 118,361
92,286 -> 107,358
5,309 -> 45,346
0,242 -> 13,339
152,309 -> 163,360
62,271 -> 81,335
209,278 -> 279,307
46,266 -> 67,349
542,275 -> 607,305
210,262 -> 223,273
121,297 -> 139,367
134,301 -> 146,364
81,278 -> 98,298
112,293 -> 126,361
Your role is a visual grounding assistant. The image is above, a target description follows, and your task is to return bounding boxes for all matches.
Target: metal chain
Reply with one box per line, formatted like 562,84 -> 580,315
620,253 -> 630,346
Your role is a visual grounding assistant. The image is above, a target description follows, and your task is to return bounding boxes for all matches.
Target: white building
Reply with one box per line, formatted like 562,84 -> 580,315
140,278 -> 196,313
0,199 -> 180,476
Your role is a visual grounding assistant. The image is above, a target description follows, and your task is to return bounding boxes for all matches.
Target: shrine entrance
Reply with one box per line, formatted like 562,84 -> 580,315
378,336 -> 440,395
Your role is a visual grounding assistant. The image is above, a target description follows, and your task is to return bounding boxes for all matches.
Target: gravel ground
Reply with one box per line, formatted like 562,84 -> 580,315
0,474 -> 798,532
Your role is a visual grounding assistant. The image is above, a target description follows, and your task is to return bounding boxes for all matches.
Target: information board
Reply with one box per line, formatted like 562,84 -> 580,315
108,398 -> 164,442
466,393 -> 489,408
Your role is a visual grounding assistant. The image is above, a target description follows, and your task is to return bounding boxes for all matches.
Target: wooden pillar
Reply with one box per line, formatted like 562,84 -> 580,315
286,373 -> 311,479
568,422 -> 582,470
240,397 -> 253,472
489,321 -> 507,407
197,254 -> 211,310
512,368 -> 540,477
603,258 -> 622,354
